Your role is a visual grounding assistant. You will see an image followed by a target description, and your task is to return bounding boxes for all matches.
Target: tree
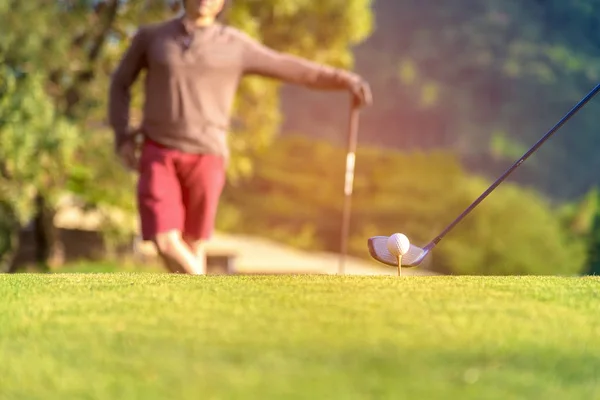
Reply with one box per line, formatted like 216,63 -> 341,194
0,68 -> 80,270
281,0 -> 600,202
220,134 -> 587,275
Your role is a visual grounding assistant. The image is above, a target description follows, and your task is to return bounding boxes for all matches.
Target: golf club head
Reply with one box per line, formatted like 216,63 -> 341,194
367,236 -> 429,267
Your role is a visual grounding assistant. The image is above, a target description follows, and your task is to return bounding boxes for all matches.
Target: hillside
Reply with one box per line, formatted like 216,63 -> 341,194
279,0 -> 600,201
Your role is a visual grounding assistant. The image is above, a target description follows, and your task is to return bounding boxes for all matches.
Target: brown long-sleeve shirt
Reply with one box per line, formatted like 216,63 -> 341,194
108,17 -> 356,158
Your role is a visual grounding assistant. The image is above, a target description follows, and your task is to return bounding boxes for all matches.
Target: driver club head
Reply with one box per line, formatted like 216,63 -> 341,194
367,236 -> 429,267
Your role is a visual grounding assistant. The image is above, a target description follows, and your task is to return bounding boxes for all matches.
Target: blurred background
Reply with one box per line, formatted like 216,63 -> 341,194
2,0 -> 600,276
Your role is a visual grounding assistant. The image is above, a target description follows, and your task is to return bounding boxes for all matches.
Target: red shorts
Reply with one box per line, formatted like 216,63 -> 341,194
136,139 -> 226,242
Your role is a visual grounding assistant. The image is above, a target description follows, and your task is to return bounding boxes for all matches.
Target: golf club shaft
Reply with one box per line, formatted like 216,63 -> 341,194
339,101 -> 361,274
431,83 -> 600,246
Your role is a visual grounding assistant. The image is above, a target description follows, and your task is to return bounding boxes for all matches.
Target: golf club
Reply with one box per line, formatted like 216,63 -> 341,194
368,83 -> 600,267
338,100 -> 361,274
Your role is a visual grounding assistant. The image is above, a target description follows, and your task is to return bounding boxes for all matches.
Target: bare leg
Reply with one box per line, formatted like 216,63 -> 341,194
152,230 -> 204,275
184,237 -> 207,274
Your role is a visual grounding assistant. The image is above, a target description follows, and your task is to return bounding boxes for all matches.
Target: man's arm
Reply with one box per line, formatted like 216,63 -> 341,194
236,31 -> 372,106
108,28 -> 149,151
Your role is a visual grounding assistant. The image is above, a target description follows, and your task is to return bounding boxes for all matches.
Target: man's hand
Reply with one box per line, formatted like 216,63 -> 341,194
345,73 -> 373,107
117,138 -> 139,171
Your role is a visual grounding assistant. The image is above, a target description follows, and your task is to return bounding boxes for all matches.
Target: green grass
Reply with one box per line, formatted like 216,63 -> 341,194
1,273 -> 600,399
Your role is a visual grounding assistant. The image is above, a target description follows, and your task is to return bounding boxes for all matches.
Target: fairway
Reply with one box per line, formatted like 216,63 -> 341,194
1,274 -> 600,399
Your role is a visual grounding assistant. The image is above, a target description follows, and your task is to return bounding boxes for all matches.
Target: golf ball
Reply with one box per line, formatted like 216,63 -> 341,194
387,233 -> 410,256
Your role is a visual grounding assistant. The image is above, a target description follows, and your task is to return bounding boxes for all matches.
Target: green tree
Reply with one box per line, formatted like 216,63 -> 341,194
221,134 -> 586,275
438,179 -> 586,275
0,68 -> 80,270
282,0 -> 600,202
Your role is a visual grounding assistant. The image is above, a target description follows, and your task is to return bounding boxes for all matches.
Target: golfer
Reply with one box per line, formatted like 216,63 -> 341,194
108,0 -> 373,274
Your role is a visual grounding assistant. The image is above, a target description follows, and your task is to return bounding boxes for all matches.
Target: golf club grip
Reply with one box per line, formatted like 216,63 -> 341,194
432,83 -> 600,246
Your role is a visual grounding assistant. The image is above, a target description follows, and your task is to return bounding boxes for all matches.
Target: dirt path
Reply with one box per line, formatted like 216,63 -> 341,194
201,233 -> 436,276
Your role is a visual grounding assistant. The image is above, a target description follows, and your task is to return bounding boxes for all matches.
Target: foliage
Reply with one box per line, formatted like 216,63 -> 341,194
440,179 -> 586,275
0,68 -> 80,267
66,130 -> 139,249
280,0 -> 600,201
219,135 -> 587,275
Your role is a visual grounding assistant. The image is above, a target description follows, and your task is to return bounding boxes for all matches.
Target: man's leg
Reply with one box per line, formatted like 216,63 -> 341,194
179,152 -> 227,274
137,139 -> 205,275
153,230 -> 204,274
182,237 -> 207,273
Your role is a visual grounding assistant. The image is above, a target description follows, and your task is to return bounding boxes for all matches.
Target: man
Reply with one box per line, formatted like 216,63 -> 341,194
108,0 -> 373,275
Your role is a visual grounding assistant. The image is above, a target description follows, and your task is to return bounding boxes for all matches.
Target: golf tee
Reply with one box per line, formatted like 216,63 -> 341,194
397,256 -> 402,277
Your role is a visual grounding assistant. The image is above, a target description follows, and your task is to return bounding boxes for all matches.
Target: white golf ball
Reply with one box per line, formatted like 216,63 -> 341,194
387,233 -> 410,256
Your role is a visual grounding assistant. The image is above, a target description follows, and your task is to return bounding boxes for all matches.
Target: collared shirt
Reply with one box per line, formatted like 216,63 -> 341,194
108,17 -> 353,158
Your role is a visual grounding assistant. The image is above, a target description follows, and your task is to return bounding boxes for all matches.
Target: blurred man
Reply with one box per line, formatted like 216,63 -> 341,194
108,0 -> 372,274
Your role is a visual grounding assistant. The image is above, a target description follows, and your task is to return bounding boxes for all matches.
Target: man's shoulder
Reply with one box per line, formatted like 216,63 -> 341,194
217,25 -> 256,44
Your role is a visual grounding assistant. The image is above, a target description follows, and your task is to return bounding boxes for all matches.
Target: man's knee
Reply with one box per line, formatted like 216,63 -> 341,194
153,230 -> 184,257
183,236 -> 206,249
183,236 -> 206,255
